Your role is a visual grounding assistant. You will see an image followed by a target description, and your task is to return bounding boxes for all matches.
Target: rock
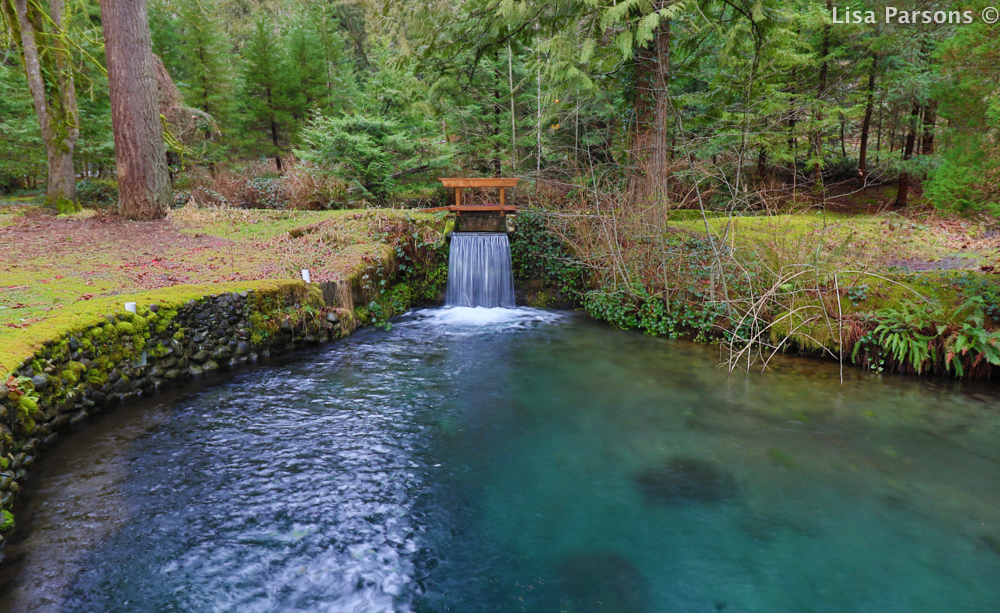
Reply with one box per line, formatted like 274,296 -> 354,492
51,414 -> 71,432
149,366 -> 166,379
192,334 -> 205,343
210,346 -> 232,361
69,410 -> 88,427
236,341 -> 250,356
22,455 -> 34,469
149,303 -> 159,313
326,312 -> 340,324
20,439 -> 39,454
108,369 -> 121,384
558,552 -> 648,613
189,364 -> 204,377
0,475 -> 11,491
112,377 -> 130,393
202,360 -> 220,373
164,369 -> 180,381
192,350 -> 210,364
635,458 -> 737,505
41,433 -> 58,448
0,491 -> 13,509
9,454 -> 25,471
91,391 -> 107,406
31,375 -> 48,390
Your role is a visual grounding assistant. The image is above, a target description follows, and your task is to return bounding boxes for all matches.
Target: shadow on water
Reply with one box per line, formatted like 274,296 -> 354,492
634,457 -> 739,505
2,307 -> 1000,612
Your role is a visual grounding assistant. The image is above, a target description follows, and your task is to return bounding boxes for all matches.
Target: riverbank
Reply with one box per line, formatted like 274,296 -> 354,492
0,203 -> 451,550
517,206 -> 1000,378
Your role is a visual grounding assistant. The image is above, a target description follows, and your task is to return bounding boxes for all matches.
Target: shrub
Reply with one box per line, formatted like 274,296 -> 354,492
76,179 -> 119,207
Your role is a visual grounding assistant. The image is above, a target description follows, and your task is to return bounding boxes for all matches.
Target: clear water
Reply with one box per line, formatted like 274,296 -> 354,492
3,308 -> 1000,612
445,234 -> 516,308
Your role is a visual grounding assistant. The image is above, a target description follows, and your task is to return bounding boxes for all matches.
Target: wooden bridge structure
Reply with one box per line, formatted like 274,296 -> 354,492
424,178 -> 519,232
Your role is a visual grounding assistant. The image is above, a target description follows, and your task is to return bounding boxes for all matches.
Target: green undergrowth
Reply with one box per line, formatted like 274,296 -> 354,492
525,206 -> 1000,378
510,209 -> 587,307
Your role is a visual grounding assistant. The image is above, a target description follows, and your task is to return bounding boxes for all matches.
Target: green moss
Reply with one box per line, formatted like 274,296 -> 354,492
0,510 -> 14,532
51,195 -> 82,215
60,361 -> 87,386
87,369 -> 108,387
18,395 -> 37,418
115,321 -> 136,336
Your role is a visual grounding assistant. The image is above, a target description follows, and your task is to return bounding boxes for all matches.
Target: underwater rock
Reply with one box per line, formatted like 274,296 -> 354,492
634,457 -> 737,504
557,551 -> 648,613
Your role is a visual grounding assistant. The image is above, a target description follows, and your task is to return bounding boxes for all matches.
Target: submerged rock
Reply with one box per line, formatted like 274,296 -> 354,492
557,551 -> 648,613
634,457 -> 737,505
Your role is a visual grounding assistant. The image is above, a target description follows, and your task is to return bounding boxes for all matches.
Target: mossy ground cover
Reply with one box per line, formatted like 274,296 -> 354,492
0,204 -> 447,375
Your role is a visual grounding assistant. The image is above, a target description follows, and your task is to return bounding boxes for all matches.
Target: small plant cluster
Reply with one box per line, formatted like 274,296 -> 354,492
954,273 -> 1000,321
583,285 -> 726,343
851,296 -> 1000,377
845,284 -> 869,306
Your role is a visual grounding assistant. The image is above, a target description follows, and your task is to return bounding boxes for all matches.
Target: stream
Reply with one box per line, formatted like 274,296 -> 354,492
1,307 -> 999,612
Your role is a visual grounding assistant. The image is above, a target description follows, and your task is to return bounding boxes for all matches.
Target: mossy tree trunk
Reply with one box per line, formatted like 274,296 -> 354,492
100,0 -> 173,220
4,0 -> 81,212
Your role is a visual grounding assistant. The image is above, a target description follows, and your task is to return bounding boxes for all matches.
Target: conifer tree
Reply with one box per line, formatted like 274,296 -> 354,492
241,16 -> 291,172
177,0 -> 232,131
282,15 -> 328,121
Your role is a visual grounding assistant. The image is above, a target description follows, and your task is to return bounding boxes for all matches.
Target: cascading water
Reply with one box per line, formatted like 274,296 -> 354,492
445,232 -> 516,308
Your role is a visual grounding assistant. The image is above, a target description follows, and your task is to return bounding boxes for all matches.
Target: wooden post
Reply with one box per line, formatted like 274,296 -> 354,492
455,187 -> 461,207
499,187 -> 505,206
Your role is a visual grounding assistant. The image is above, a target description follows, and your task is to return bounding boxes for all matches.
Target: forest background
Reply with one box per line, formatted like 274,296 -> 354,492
4,0 -> 1000,377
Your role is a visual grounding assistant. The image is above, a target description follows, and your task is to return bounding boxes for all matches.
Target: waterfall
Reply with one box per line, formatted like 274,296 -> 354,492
446,233 -> 517,308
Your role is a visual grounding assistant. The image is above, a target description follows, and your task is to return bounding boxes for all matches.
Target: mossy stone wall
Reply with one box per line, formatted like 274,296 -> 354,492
0,281 -> 351,546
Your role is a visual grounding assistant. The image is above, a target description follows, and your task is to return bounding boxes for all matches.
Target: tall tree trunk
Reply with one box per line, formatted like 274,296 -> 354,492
875,89 -> 884,165
921,101 -> 937,156
630,9 -> 671,203
894,101 -> 920,207
265,87 -> 283,172
858,55 -> 877,177
7,0 -> 80,212
101,0 -> 173,220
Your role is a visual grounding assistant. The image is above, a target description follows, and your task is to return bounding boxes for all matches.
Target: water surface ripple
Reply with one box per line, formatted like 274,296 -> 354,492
2,307 -> 1000,613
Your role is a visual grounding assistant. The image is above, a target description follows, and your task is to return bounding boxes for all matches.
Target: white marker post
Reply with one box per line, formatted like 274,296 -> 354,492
301,269 -> 312,283
124,302 -> 147,367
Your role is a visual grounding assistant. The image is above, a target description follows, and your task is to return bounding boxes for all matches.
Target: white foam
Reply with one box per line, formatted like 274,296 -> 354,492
397,306 -> 566,330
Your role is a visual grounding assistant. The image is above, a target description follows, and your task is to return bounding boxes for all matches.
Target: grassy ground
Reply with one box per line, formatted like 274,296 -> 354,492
0,202 -> 448,375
